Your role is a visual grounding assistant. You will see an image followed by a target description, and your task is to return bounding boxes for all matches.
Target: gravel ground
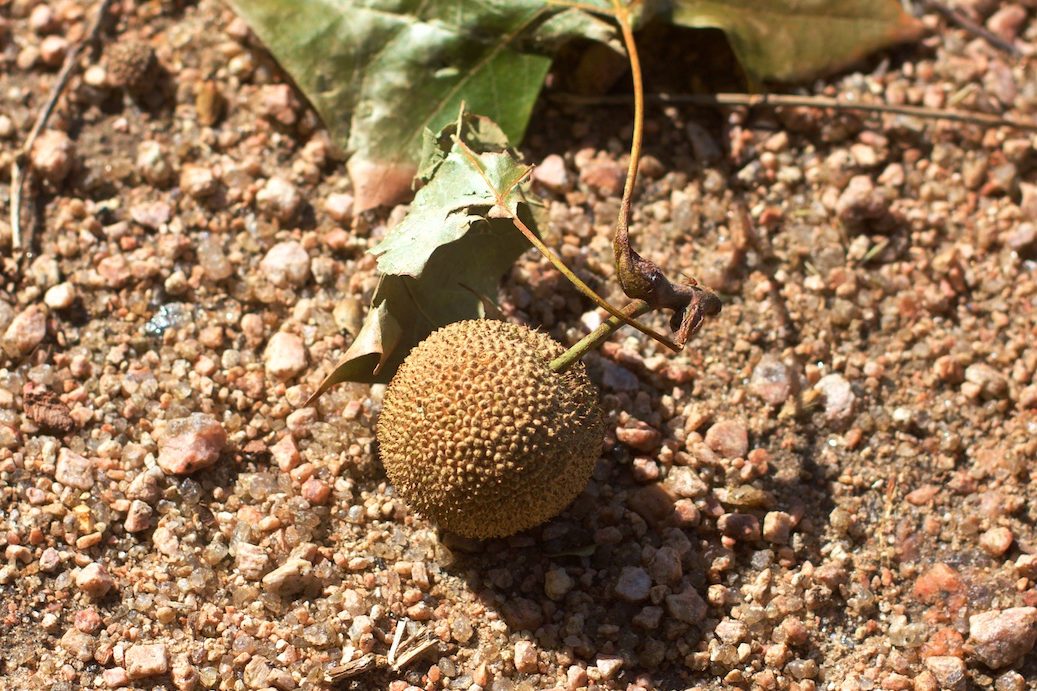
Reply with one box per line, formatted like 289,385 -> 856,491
2,0 -> 1037,689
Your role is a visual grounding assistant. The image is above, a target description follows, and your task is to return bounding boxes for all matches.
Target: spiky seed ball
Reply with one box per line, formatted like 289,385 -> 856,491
377,319 -> 603,539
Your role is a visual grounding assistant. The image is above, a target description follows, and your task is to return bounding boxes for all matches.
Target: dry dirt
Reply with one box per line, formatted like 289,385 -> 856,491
1,0 -> 1037,690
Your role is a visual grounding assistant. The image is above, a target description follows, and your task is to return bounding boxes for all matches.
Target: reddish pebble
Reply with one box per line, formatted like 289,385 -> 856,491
30,129 -> 74,183
968,607 -> 1037,669
705,419 -> 749,459
125,643 -> 169,679
271,435 -> 300,471
579,161 -> 624,197
906,485 -> 939,506
2,305 -> 47,358
514,640 -> 539,674
301,477 -> 330,505
979,527 -> 1014,557
156,414 -> 227,475
74,608 -> 102,633
616,421 -> 661,452
264,332 -> 307,380
913,563 -> 964,602
533,154 -> 569,193
76,562 -> 114,598
324,192 -> 354,223
260,241 -> 311,288
102,667 -> 129,688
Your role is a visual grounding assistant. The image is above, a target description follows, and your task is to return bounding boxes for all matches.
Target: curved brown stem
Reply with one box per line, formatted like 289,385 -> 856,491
452,134 -> 682,353
608,0 -> 721,345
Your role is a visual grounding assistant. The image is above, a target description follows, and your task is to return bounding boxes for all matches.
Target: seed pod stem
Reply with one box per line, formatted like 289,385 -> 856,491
550,300 -> 651,373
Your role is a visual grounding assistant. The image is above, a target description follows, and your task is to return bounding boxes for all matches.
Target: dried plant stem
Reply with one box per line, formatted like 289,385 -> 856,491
921,0 -> 1021,57
610,0 -> 643,259
9,0 -> 114,253
552,91 -> 1037,132
325,620 -> 437,683
604,0 -> 723,346
550,300 -> 650,373
452,135 -> 681,353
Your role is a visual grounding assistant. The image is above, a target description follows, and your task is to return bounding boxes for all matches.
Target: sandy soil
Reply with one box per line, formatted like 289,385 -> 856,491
1,0 -> 1037,689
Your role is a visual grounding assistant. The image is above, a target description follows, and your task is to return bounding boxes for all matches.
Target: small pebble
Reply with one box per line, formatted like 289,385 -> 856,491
2,305 -> 47,358
987,4 -> 1027,42
666,466 -> 708,499
60,628 -> 96,662
43,282 -> 76,309
102,667 -> 129,688
836,175 -> 890,230
979,526 -> 1013,557
301,477 -> 330,505
180,164 -> 217,198
137,141 -> 173,186
718,513 -> 761,542
705,419 -> 749,459
236,542 -> 270,580
39,35 -> 68,67
513,640 -> 538,674
579,161 -> 624,197
533,154 -> 569,192
968,607 -> 1037,669
544,568 -> 574,600
271,435 -> 300,471
924,656 -> 965,691
29,4 -> 56,33
125,643 -> 169,679
594,655 -> 624,680
964,363 -> 1008,399
256,176 -> 302,222
39,548 -> 62,573
156,414 -> 227,475
74,609 -> 102,634
815,373 -> 856,424
616,421 -> 661,452
262,558 -> 312,596
763,511 -> 793,544
614,567 -> 652,603
260,241 -> 311,288
750,354 -> 793,405
264,332 -> 308,380
124,500 -> 153,533
30,130 -> 75,183
665,587 -> 707,624
56,449 -> 94,490
76,562 -> 114,599
324,192 -> 354,223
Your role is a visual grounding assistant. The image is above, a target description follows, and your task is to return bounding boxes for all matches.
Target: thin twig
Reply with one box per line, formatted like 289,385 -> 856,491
9,0 -> 113,252
551,91 -> 1037,132
390,631 -> 438,671
610,0 -> 643,270
386,619 -> 406,668
550,300 -> 651,372
326,654 -> 378,683
604,1 -> 723,345
325,623 -> 438,684
451,134 -> 682,352
921,0 -> 1021,57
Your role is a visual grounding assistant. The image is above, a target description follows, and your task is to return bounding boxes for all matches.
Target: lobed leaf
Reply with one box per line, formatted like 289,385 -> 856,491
311,113 -> 539,387
665,0 -> 925,82
227,0 -> 616,211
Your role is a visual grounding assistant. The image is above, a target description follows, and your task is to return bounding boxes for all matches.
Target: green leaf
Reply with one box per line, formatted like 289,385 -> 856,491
372,134 -> 532,278
665,0 -> 924,82
311,113 -> 538,386
227,0 -> 616,211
